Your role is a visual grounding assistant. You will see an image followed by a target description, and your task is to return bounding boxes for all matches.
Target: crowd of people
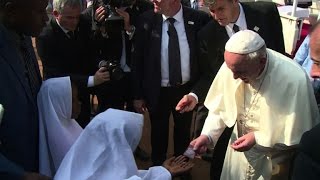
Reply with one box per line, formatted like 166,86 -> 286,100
0,0 -> 320,179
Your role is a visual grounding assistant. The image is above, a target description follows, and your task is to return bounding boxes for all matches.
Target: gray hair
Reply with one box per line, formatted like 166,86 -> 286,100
204,0 -> 233,7
246,45 -> 267,61
53,0 -> 83,13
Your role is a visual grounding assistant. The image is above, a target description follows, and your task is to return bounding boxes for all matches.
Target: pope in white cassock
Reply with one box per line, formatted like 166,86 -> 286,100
191,30 -> 320,179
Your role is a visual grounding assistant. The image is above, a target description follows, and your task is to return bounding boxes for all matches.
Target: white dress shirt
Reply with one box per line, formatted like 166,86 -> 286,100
191,4 -> 248,103
161,5 -> 190,87
225,4 -> 247,38
120,31 -> 131,72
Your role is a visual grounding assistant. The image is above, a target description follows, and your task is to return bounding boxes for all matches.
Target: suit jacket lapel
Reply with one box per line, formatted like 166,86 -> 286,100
152,14 -> 163,67
218,25 -> 229,44
51,19 -> 70,39
0,27 -> 36,107
182,7 -> 194,51
241,3 -> 256,31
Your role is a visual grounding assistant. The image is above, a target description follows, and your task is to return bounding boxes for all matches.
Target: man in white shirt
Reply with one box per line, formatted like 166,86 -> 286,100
132,0 -> 210,166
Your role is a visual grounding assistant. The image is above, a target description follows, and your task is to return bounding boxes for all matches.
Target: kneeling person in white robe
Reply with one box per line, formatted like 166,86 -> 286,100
191,30 -> 320,179
38,77 -> 83,177
55,109 -> 194,180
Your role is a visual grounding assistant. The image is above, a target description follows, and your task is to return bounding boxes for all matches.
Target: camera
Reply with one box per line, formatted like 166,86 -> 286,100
101,0 -> 135,31
99,60 -> 125,81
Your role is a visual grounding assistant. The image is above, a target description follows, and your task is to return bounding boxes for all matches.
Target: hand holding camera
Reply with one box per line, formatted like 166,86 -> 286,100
115,7 -> 131,32
95,6 -> 107,23
94,67 -> 111,86
98,60 -> 125,81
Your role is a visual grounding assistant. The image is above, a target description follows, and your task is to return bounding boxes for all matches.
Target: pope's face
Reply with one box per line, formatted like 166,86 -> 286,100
225,51 -> 264,83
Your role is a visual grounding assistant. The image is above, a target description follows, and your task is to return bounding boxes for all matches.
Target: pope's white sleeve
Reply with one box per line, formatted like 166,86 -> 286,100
201,110 -> 226,148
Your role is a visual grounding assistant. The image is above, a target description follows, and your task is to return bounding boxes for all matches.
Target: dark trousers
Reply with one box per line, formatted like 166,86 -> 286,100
76,87 -> 91,128
192,104 -> 232,180
149,84 -> 193,165
95,72 -> 133,112
192,104 -> 208,138
210,126 -> 233,180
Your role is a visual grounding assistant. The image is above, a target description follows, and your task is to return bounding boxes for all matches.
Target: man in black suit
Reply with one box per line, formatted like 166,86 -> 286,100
132,0 -> 210,165
82,0 -> 153,113
82,0 -> 153,160
175,0 -> 285,179
36,0 -> 110,127
292,21 -> 320,180
0,0 -> 51,179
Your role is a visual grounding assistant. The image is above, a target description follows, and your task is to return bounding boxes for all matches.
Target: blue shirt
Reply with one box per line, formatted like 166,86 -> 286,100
294,36 -> 312,77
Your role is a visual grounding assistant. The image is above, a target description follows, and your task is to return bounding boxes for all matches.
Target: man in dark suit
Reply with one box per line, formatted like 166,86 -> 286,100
0,0 -> 51,179
82,0 -> 153,113
292,21 -> 320,180
132,0 -> 210,165
82,0 -> 153,160
175,0 -> 285,179
36,0 -> 110,127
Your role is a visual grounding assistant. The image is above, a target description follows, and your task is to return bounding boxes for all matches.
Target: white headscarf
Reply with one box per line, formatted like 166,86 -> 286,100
38,77 -> 83,177
55,109 -> 171,180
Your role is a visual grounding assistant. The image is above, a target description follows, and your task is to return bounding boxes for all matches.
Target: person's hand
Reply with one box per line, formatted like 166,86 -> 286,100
23,172 -> 52,180
133,99 -> 147,113
95,6 -> 107,23
230,132 -> 256,152
162,155 -> 194,177
190,135 -> 209,154
94,67 -> 110,86
175,94 -> 197,113
115,8 -> 131,32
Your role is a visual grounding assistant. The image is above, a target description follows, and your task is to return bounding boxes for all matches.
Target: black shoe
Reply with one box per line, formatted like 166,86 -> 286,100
135,147 -> 150,161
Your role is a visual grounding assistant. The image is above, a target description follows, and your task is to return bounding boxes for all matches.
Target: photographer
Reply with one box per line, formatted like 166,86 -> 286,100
82,0 -> 153,160
36,0 -> 110,128
83,0 -> 152,113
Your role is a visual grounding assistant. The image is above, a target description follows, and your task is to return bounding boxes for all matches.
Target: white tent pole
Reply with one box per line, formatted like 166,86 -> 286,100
291,0 -> 298,17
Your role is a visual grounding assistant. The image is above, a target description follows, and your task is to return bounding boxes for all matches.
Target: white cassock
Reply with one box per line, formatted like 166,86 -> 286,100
38,77 -> 83,177
54,109 -> 172,180
202,49 -> 320,179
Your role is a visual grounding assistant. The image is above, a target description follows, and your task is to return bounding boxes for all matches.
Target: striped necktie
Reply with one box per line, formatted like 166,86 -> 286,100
20,36 -> 42,101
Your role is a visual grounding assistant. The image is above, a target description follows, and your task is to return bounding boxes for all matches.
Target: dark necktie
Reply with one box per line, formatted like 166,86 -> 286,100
167,18 -> 182,86
20,37 -> 42,101
233,24 -> 240,33
67,31 -> 75,39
